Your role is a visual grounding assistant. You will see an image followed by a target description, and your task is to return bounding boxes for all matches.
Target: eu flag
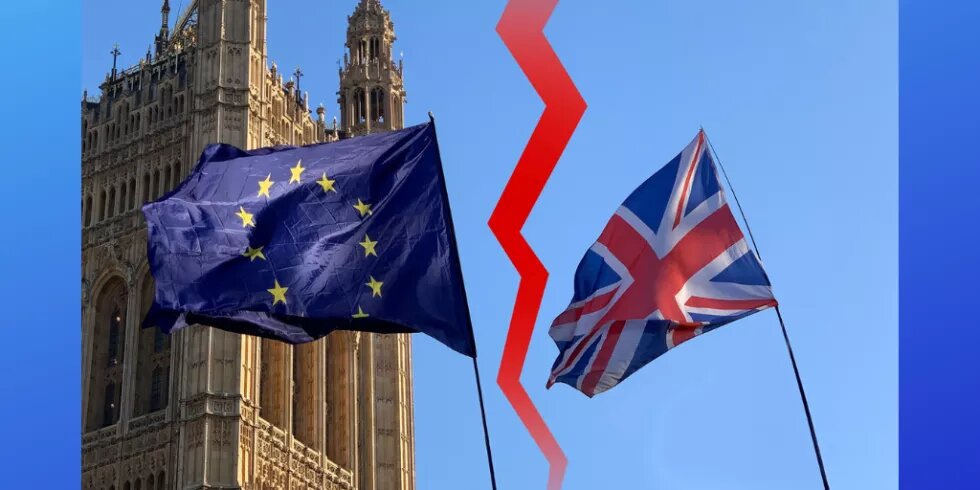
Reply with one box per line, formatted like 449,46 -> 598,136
142,122 -> 476,357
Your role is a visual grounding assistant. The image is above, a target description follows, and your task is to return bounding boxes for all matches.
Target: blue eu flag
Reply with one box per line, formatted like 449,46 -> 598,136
142,122 -> 476,357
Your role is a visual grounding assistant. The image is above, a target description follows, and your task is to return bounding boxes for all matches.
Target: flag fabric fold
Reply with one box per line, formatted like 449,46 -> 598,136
142,122 -> 476,358
547,130 -> 777,397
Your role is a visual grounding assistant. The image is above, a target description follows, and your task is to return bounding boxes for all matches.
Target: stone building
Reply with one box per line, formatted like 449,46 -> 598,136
81,1 -> 413,489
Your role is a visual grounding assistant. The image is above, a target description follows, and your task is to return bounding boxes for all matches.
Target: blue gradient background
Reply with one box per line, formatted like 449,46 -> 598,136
2,0 -> 977,488
899,0 -> 980,488
0,0 -> 82,488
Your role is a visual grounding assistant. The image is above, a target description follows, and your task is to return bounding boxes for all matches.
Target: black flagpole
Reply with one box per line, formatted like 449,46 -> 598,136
428,112 -> 499,490
702,128 -> 831,490
471,357 -> 499,490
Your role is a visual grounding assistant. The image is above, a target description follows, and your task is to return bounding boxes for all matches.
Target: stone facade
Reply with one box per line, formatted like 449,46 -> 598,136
81,2 -> 413,489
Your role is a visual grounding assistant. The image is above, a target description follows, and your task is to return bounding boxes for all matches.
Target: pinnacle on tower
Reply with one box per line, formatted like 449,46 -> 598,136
339,0 -> 405,135
156,0 -> 171,57
161,0 -> 170,30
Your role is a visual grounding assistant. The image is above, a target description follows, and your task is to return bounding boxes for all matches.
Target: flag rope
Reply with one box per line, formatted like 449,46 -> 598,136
428,112 -> 498,490
702,128 -> 831,490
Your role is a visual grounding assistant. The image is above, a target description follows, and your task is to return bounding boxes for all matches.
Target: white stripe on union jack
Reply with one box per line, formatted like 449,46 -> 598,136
546,130 -> 777,397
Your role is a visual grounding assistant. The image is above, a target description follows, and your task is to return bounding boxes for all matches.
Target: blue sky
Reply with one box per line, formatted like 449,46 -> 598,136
83,1 -> 897,488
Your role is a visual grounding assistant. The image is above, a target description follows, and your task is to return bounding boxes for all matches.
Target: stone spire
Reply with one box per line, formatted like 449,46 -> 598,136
155,0 -> 171,57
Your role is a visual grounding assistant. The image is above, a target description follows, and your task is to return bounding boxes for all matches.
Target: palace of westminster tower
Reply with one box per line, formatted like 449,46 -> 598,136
81,1 -> 412,489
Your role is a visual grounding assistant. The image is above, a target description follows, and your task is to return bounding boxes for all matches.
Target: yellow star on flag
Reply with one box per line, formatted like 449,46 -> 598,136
365,276 -> 383,297
359,234 -> 378,257
289,159 -> 305,184
267,280 -> 288,305
352,306 -> 369,318
257,174 -> 274,198
317,173 -> 337,193
353,198 -> 373,218
242,246 -> 266,262
236,206 -> 255,227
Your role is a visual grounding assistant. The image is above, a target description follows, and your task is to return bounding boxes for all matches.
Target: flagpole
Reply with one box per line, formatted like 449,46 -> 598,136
702,128 -> 831,490
472,357 -> 499,490
428,112 -> 499,490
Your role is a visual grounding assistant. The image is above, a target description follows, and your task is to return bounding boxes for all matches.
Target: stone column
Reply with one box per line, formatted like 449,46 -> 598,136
358,333 -> 376,490
119,274 -> 141,433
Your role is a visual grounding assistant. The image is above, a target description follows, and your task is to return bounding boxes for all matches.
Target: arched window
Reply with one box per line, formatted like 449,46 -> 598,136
354,89 -> 366,124
123,481 -> 131,490
86,277 -> 127,431
142,173 -> 151,203
135,274 -> 171,417
106,187 -> 116,219
118,185 -> 127,215
84,195 -> 93,227
164,166 -> 172,194
107,307 -> 122,366
145,475 -> 154,490
157,472 -> 165,490
150,366 -> 167,411
102,383 -> 116,427
371,87 -> 385,123
98,190 -> 107,221
128,178 -> 136,210
152,169 -> 160,198
134,480 -> 142,490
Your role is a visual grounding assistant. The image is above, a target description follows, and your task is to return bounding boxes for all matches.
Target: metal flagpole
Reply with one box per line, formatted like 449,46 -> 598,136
702,128 -> 831,490
428,112 -> 499,490
472,358 -> 499,490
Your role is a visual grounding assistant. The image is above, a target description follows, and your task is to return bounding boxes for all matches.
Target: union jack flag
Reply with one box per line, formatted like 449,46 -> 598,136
547,130 -> 778,397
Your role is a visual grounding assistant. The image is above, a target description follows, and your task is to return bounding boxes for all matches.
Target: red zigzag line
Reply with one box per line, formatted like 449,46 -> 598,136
490,1 -> 586,489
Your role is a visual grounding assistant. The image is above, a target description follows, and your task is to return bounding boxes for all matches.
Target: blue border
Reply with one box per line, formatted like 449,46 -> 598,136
0,1 -> 81,485
3,1 -> 980,486
900,0 -> 980,488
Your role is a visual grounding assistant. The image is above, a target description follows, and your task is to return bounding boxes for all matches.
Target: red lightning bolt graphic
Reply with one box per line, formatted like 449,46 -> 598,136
491,1 -> 586,489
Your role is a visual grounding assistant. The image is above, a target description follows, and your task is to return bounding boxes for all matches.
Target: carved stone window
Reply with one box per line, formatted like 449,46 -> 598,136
102,383 -> 116,427
370,87 -> 385,124
86,276 -> 127,431
150,366 -> 168,412
84,195 -> 93,227
107,308 -> 122,367
128,178 -> 137,210
99,190 -> 107,222
142,173 -> 151,203
135,274 -> 171,417
107,187 -> 117,219
354,89 -> 366,124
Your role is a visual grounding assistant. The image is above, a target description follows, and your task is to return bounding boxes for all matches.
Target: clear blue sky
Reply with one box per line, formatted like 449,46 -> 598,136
83,1 -> 896,488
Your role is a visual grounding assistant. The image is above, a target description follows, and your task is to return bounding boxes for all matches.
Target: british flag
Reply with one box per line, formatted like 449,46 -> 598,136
547,130 -> 778,397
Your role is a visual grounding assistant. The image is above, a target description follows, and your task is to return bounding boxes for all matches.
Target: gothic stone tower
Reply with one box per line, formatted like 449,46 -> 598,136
338,0 -> 407,136
338,3 -> 415,490
81,2 -> 413,490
